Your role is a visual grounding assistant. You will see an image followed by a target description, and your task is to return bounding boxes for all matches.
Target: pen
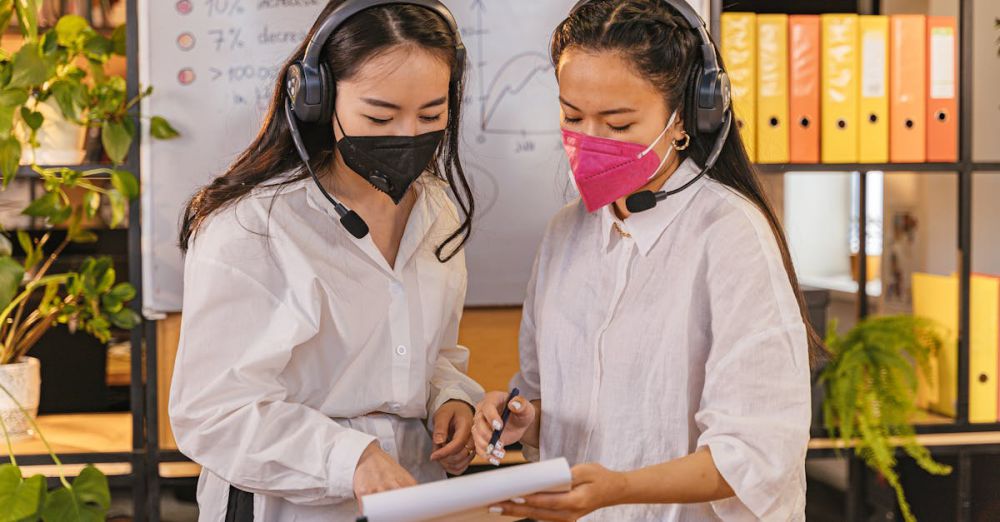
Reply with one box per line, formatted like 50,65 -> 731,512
487,387 -> 520,462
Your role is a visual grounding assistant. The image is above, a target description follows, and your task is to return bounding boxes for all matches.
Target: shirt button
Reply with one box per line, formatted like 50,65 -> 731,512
395,345 -> 407,356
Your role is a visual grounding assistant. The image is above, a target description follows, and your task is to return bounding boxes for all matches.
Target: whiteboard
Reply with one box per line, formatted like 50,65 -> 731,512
139,0 -> 707,314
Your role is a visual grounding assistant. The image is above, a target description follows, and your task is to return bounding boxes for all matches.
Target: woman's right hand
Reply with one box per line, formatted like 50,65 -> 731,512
472,391 -> 536,465
353,442 -> 417,498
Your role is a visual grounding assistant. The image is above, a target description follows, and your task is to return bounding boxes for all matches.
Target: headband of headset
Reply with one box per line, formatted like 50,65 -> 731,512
567,0 -> 730,134
288,0 -> 465,123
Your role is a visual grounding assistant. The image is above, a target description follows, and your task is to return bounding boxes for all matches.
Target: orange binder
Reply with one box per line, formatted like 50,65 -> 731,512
789,15 -> 820,164
926,16 -> 958,162
889,15 -> 926,163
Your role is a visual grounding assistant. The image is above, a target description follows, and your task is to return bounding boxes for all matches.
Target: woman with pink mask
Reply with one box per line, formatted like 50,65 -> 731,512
472,1 -> 822,520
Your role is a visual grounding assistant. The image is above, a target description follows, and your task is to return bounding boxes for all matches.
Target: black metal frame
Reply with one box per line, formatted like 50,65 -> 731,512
711,0 -> 1000,520
9,0 -> 991,520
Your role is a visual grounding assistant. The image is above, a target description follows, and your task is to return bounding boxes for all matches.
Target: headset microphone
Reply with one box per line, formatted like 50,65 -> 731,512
284,98 -> 369,239
625,111 -> 732,213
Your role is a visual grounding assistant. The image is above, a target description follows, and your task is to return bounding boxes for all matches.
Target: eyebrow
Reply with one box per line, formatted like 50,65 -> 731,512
361,96 -> 448,110
559,96 -> 637,116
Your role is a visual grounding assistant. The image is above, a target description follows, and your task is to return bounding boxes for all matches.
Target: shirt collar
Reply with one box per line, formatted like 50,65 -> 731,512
600,157 -> 706,256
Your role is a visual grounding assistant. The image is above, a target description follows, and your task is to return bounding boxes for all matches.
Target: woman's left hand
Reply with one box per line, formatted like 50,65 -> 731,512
489,463 -> 628,521
429,400 -> 475,475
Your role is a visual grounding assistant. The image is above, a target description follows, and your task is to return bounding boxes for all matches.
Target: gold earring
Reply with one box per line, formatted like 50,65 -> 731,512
672,132 -> 690,151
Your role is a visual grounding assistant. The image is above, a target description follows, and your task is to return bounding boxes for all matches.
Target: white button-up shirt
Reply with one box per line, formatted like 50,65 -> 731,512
170,175 -> 484,521
513,159 -> 811,521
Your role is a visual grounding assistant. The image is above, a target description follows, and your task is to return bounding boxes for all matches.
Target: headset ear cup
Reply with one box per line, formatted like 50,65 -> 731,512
319,61 -> 335,125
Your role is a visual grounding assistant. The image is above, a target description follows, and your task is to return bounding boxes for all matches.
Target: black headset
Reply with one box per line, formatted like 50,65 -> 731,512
568,0 -> 733,213
284,0 -> 466,239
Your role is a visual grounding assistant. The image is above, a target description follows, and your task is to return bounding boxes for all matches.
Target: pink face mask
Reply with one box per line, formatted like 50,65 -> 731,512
562,109 -> 679,212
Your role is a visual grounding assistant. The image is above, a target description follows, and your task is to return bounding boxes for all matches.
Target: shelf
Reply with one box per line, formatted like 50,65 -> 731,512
974,163 -> 1000,172
755,162 -> 961,173
0,412 -> 132,458
15,163 -> 115,180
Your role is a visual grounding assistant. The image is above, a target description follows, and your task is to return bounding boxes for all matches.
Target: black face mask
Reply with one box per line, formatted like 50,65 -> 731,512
335,115 -> 445,204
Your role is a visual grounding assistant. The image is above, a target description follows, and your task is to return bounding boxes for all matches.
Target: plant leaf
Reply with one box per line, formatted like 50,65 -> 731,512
19,107 -> 42,131
0,464 -> 45,521
0,87 -> 29,107
49,80 -> 79,121
9,44 -> 53,89
54,14 -> 89,47
111,25 -> 127,55
21,191 -> 59,218
110,169 -> 139,199
0,256 -> 25,311
149,116 -> 179,140
0,136 -> 21,187
101,119 -> 133,165
109,282 -> 135,302
0,0 -> 14,36
84,191 -> 101,218
107,190 -> 125,228
13,0 -> 38,40
110,308 -> 140,329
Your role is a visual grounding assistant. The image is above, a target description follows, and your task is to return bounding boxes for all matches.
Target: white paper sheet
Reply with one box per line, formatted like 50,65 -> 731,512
359,458 -> 572,522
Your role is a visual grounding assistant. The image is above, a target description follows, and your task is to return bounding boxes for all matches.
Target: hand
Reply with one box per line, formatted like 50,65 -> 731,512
472,391 -> 535,465
489,463 -> 628,521
428,400 -> 476,475
353,441 -> 417,498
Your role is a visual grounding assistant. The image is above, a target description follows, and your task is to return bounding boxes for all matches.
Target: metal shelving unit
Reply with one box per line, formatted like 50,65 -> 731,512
712,0 -> 1000,520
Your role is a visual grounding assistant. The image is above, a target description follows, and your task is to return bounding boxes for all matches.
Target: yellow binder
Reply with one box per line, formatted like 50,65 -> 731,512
821,14 -> 859,163
858,15 -> 889,163
721,12 -> 757,162
756,14 -> 788,163
912,273 -> 1000,422
970,275 -> 999,423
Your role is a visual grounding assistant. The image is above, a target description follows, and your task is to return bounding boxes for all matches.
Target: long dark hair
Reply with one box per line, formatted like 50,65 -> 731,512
179,1 -> 474,262
552,0 -> 826,365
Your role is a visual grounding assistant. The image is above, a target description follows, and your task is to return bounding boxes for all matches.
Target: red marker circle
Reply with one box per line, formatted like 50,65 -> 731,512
178,68 -> 196,85
177,32 -> 195,51
176,0 -> 192,15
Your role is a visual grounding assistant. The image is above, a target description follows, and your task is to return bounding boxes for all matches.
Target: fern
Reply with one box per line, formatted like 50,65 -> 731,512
820,315 -> 953,522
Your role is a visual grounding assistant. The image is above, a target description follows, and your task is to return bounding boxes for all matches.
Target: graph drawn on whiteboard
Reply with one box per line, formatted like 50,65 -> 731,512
467,0 -> 562,146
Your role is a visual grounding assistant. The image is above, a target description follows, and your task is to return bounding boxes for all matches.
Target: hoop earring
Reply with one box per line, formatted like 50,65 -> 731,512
672,132 -> 691,151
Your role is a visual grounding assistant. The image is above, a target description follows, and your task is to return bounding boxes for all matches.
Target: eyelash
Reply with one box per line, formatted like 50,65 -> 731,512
561,116 -> 633,133
365,115 -> 443,125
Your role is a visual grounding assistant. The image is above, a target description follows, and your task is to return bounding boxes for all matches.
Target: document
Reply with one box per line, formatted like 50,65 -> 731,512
358,458 -> 572,522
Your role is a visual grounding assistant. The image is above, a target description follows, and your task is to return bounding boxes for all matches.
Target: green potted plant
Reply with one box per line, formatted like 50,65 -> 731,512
0,0 -> 177,518
820,315 -> 953,522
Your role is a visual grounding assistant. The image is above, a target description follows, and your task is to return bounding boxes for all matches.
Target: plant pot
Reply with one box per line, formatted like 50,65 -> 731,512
0,357 -> 41,440
16,99 -> 86,166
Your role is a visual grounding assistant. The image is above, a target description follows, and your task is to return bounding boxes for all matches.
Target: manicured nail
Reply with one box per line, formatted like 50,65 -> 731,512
510,400 -> 522,411
511,497 -> 526,504
493,449 -> 505,459
489,457 -> 500,466
492,420 -> 503,431
489,506 -> 504,514
496,442 -> 504,451
487,444 -> 494,454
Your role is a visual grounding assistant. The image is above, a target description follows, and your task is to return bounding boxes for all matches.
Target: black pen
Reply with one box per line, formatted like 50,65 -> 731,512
487,387 -> 520,461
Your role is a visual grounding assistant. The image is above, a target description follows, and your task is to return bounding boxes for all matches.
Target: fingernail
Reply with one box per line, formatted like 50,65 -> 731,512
489,506 -> 504,514
489,457 -> 500,466
492,420 -> 503,431
510,400 -> 522,411
486,444 -> 494,454
433,435 -> 445,443
511,497 -> 526,504
496,442 -> 504,451
493,449 -> 505,459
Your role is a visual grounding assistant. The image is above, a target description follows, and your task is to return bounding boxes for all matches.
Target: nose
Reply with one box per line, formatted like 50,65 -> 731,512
582,120 -> 603,138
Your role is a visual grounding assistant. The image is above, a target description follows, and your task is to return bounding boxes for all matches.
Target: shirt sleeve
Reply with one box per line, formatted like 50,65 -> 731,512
694,209 -> 811,520
169,255 -> 376,506
426,270 -> 485,424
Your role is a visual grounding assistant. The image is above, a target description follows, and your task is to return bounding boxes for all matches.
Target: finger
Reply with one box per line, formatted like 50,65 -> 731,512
490,502 -> 574,521
479,399 -> 504,432
508,397 -> 533,422
521,491 -> 577,511
432,409 -> 452,446
431,427 -> 468,460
